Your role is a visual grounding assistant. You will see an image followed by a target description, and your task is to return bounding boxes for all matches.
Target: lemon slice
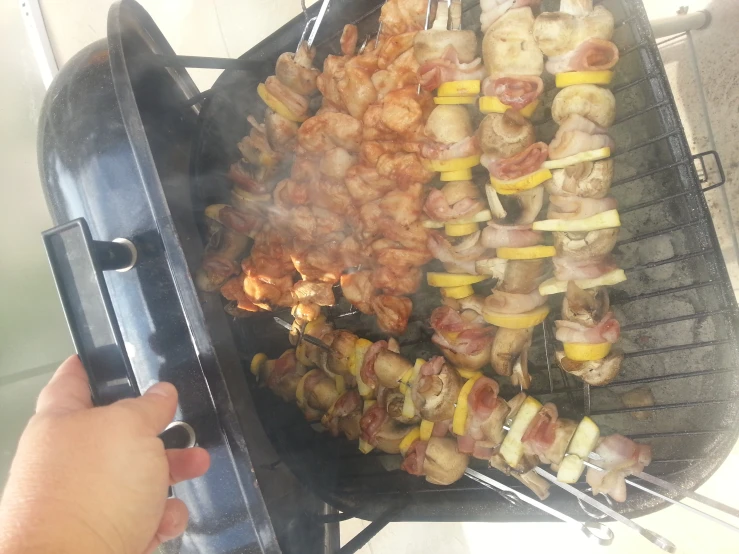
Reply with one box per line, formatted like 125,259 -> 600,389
427,272 -> 487,287
257,83 -> 306,123
423,154 -> 481,173
250,353 -> 267,376
483,305 -> 550,329
556,71 -> 614,88
445,221 -> 479,237
563,342 -> 612,361
441,284 -> 475,300
457,368 -> 483,380
452,372 -> 482,436
399,427 -> 422,456
440,168 -> 473,181
434,96 -> 477,105
438,80 -> 481,97
538,269 -> 627,296
490,168 -> 552,195
497,245 -> 556,260
543,147 -> 611,170
479,96 -> 539,118
532,209 -> 621,232
419,419 -> 435,441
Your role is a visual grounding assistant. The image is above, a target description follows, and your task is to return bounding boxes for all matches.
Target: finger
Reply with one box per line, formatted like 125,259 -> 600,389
116,382 -> 178,436
144,498 -> 189,554
36,355 -> 94,415
167,447 -> 211,485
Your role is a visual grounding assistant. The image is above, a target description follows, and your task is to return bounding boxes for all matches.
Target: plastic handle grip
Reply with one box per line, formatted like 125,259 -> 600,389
42,218 -> 138,405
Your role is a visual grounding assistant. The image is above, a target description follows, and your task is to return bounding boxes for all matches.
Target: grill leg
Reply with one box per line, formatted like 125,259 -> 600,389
322,504 -> 341,554
338,502 -> 407,554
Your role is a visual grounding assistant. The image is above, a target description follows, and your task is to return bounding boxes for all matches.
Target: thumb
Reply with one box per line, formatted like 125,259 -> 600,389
115,382 -> 179,436
36,355 -> 94,415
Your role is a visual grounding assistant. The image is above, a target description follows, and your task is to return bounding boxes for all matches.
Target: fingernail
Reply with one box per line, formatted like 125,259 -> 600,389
146,382 -> 176,398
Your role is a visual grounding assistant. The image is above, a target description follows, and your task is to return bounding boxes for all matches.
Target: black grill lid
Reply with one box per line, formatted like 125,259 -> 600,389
36,1 -> 336,552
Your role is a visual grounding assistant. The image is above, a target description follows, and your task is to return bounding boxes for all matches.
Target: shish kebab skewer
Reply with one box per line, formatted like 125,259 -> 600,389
197,1 -> 329,305
259,323 -> 739,535
465,467 -> 614,546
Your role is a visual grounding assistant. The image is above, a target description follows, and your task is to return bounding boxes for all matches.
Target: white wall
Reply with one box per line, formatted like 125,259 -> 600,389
0,0 -> 73,480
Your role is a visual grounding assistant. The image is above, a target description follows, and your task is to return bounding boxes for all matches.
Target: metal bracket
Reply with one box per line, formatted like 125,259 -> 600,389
693,150 -> 725,192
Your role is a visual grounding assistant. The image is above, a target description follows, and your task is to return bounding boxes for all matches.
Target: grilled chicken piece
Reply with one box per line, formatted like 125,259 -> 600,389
371,295 -> 413,336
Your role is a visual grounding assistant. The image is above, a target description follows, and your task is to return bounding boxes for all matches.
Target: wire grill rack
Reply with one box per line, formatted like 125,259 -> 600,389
188,0 -> 739,527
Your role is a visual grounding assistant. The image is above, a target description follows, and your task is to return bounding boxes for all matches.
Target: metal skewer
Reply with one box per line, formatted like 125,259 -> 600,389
295,0 -> 332,53
583,459 -> 739,533
307,0 -> 332,47
273,316 -> 332,351
533,467 -> 677,553
465,468 -> 614,546
417,0 -> 435,95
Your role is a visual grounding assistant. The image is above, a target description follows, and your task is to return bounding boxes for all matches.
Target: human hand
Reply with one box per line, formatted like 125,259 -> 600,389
0,355 -> 210,554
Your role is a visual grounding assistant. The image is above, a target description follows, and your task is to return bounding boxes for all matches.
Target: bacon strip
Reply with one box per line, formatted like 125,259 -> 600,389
547,195 -> 617,220
482,75 -> 544,110
485,142 -> 549,181
400,440 -> 427,475
360,402 -> 389,444
481,222 -> 543,248
521,403 -> 558,452
484,289 -> 547,315
421,136 -> 480,161
586,434 -> 652,502
418,46 -> 486,91
546,39 -> 620,75
430,305 -> 487,333
549,116 -> 614,160
555,312 -> 621,344
553,255 -> 618,281
360,340 -> 388,388
424,190 -> 483,222
427,231 -> 485,275
432,327 -> 495,356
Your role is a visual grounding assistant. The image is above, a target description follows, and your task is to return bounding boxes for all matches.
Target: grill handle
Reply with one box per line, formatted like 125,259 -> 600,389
42,218 -> 139,406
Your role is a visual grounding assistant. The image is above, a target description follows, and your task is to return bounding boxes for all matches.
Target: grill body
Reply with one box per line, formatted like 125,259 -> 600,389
191,0 -> 739,523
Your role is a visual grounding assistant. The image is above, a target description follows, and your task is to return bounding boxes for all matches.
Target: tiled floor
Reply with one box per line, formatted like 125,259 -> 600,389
34,0 -> 739,552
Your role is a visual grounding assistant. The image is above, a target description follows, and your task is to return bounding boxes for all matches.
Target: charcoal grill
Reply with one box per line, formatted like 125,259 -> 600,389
37,0 -> 739,552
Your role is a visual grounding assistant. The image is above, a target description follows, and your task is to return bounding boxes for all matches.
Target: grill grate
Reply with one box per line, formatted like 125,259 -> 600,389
188,0 -> 739,524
